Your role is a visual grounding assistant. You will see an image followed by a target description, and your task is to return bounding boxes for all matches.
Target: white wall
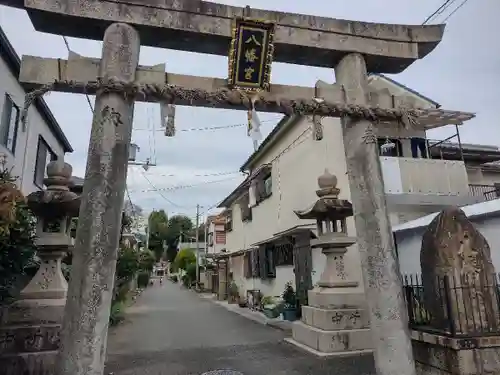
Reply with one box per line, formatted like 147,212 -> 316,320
395,215 -> 500,276
0,56 -> 66,195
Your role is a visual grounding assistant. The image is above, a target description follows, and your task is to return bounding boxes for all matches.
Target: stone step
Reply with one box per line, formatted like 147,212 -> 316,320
0,324 -> 60,354
302,306 -> 369,331
284,337 -> 374,358
292,320 -> 372,353
0,350 -> 57,375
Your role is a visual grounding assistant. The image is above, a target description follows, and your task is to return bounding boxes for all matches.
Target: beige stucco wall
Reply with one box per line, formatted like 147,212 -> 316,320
225,115 -> 366,297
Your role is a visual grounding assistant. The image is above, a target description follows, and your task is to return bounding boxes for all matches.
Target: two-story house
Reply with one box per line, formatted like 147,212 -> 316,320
0,26 -> 73,194
215,74 -> 499,305
205,214 -> 227,256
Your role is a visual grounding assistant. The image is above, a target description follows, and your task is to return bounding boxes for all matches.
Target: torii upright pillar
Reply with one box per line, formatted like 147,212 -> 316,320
336,53 -> 416,375
55,23 -> 140,375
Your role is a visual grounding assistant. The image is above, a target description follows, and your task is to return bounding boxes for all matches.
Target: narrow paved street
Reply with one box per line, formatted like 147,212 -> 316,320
104,281 -> 375,375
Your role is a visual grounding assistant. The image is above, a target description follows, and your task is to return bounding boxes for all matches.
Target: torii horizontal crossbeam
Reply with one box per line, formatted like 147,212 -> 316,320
2,0 -> 445,73
19,55 -> 475,130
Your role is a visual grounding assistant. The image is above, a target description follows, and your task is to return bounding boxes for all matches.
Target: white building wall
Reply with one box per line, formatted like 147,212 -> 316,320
0,56 -> 66,195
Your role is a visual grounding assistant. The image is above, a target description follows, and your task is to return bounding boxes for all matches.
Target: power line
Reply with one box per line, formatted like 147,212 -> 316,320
422,0 -> 456,24
442,0 -> 470,22
144,170 -> 241,178
132,119 -> 276,132
129,175 -> 242,193
138,168 -> 191,208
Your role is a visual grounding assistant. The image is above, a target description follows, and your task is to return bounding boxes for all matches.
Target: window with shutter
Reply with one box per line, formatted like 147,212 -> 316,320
275,242 -> 294,266
266,244 -> 276,278
258,245 -> 268,279
243,251 -> 252,279
240,194 -> 252,221
250,248 -> 260,277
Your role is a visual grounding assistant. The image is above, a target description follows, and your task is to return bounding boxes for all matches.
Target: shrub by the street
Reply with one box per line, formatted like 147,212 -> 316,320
185,262 -> 197,283
139,250 -> 155,272
170,274 -> 178,283
109,301 -> 125,326
0,168 -> 36,304
174,248 -> 196,271
181,274 -> 190,287
137,272 -> 150,288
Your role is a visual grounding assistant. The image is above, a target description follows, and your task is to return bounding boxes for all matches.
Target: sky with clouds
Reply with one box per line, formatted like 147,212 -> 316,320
0,0 -> 497,223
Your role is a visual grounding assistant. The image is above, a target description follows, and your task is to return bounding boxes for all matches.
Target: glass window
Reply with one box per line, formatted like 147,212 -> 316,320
0,94 -> 20,154
34,136 -> 57,187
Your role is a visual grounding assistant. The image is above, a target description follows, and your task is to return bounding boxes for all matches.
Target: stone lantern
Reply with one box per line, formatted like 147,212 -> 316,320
0,161 -> 81,374
285,169 -> 373,357
21,160 -> 81,300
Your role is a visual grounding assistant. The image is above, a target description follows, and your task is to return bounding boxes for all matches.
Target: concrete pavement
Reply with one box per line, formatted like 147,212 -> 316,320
104,281 -> 375,375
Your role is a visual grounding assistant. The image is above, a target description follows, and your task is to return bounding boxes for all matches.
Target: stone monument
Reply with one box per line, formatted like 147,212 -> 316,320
421,207 -> 499,335
285,169 -> 372,357
0,161 -> 81,375
411,206 -> 500,375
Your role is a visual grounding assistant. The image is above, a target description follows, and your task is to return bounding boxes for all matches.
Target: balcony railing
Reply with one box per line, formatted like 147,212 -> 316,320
469,184 -> 500,202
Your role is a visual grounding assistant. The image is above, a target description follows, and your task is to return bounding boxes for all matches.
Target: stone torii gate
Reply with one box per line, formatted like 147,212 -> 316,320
3,0 -> 474,374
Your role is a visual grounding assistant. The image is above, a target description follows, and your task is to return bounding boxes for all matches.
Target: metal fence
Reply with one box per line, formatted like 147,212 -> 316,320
469,184 -> 499,201
403,273 -> 500,337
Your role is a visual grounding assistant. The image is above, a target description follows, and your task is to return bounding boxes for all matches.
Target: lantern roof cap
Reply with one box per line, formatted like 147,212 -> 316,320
27,160 -> 81,218
294,169 -> 353,220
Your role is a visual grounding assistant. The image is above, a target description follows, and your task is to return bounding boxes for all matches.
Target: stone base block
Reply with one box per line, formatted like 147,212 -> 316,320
292,320 -> 372,353
0,299 -> 63,375
0,350 -> 57,375
302,305 -> 369,331
0,324 -> 60,354
1,299 -> 65,325
412,330 -> 500,375
308,289 -> 366,309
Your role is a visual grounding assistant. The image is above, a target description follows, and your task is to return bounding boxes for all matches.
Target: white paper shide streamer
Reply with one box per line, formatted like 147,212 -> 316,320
247,95 -> 263,151
160,102 -> 176,137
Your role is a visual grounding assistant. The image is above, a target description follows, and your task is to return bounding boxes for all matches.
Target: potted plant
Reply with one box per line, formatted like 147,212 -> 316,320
238,295 -> 247,308
281,282 -> 298,321
261,296 -> 280,319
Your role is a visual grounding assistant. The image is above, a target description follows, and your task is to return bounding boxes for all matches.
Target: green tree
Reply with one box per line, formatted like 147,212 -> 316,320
165,215 -> 193,262
139,250 -> 155,272
147,209 -> 169,260
0,168 -> 37,304
174,248 -> 196,271
115,246 -> 140,282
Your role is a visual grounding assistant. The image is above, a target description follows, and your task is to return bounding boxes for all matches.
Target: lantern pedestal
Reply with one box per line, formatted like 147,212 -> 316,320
0,161 -> 80,375
285,170 -> 373,357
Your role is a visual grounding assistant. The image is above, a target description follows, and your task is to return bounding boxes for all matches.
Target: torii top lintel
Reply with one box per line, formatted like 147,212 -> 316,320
9,0 -> 444,74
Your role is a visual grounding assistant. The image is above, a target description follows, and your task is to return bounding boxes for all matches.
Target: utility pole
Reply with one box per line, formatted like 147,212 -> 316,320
204,214 -> 209,256
195,204 -> 200,285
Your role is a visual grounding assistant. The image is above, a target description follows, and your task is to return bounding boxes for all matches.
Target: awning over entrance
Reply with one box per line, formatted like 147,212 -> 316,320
250,224 -> 318,247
